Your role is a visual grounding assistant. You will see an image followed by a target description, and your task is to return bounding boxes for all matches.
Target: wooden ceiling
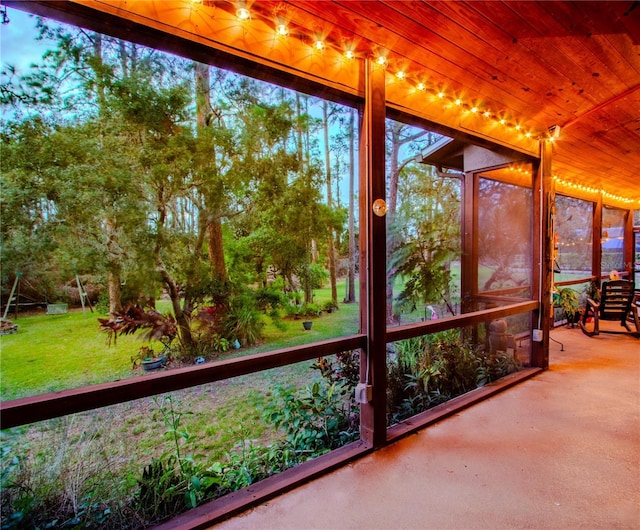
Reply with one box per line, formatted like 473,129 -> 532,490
7,0 -> 640,206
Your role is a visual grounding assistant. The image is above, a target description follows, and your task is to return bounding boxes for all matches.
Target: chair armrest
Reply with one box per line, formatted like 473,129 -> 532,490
585,297 -> 600,310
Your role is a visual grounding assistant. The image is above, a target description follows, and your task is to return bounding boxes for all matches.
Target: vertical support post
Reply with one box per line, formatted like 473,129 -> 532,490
461,172 -> 475,314
593,195 -> 602,282
531,141 -> 552,369
623,208 -> 633,279
2,273 -> 20,321
358,58 -> 387,448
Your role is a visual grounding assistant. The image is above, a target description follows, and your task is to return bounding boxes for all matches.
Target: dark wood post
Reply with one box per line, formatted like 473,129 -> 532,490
531,140 -> 552,369
593,195 -> 602,282
623,208 -> 634,279
461,172 -> 475,314
358,58 -> 387,447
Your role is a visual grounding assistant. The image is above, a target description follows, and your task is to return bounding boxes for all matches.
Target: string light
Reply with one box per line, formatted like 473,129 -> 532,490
553,176 -> 638,205
187,2 -> 636,206
236,7 -> 250,20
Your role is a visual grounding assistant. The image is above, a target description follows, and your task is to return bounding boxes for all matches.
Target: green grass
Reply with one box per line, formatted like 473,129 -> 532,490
0,284 -> 361,401
0,310 -> 148,400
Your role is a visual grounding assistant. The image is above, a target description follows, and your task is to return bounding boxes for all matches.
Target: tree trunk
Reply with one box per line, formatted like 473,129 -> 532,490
107,269 -> 122,314
207,216 -> 227,282
195,62 -> 228,283
323,101 -> 338,304
105,216 -> 122,314
346,109 -> 356,303
158,259 -> 194,351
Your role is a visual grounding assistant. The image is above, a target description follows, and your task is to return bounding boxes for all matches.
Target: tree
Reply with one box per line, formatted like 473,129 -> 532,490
385,121 -> 430,322
390,164 -> 461,317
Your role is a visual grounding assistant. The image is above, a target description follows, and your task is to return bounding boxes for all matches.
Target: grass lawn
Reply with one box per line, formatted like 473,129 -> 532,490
1,287 -> 363,527
1,310 -> 140,400
0,285 -> 360,401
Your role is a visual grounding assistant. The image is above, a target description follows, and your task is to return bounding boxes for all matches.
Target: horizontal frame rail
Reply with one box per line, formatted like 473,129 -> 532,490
0,334 -> 366,430
476,285 -> 532,297
387,300 -> 538,343
554,276 -> 596,287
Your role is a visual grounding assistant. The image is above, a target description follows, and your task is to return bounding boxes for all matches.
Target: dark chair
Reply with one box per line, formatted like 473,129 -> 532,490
579,279 -> 637,337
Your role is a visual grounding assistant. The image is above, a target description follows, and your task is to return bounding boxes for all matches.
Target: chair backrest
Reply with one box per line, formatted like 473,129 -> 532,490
599,280 -> 634,321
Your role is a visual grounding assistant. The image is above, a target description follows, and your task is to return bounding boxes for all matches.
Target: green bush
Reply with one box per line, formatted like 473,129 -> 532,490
257,382 -> 358,455
387,330 -> 521,424
223,304 -> 264,347
299,303 -> 321,318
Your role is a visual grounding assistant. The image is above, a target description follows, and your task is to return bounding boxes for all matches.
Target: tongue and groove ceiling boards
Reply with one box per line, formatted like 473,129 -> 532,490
10,0 -> 639,206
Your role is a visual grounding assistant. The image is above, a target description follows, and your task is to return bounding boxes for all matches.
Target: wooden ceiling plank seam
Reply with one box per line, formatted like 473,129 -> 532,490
380,0 -> 573,121
340,0 -> 578,126
565,1 -> 640,86
562,84 -> 640,130
580,0 -> 640,47
288,0 -> 549,124
512,1 -> 632,104
308,0 -> 527,105
453,0 -> 640,187
454,2 -> 608,129
376,0 -> 555,99
418,0 -> 616,128
471,2 -> 636,147
470,1 -> 627,119
535,1 -> 640,100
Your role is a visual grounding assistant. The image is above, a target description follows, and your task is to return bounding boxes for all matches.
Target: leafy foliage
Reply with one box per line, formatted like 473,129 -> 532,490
390,165 -> 461,318
98,304 -> 177,346
387,330 -> 521,424
257,382 -> 359,455
136,396 -> 223,524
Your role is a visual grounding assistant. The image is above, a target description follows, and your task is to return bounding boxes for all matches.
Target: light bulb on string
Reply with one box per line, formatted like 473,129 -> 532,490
236,6 -> 250,20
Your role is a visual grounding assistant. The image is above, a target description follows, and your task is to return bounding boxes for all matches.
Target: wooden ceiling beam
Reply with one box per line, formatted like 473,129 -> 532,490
561,84 -> 640,129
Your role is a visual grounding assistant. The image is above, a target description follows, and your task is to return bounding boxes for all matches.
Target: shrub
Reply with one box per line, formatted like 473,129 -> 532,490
223,304 -> 264,347
136,396 -> 223,524
299,303 -> 321,318
253,287 -> 285,312
223,438 -> 296,491
387,330 -> 521,424
313,351 -> 360,396
322,300 -> 339,312
257,382 -> 358,456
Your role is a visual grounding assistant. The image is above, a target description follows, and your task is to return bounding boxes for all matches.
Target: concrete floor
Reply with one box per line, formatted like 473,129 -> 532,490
211,328 -> 640,530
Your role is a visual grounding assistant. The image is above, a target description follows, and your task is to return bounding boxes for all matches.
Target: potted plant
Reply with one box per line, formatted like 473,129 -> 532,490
99,304 -> 177,369
553,287 -> 580,327
134,345 -> 168,371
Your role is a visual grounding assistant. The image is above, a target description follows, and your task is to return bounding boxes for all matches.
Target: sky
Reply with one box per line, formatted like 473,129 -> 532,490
0,7 -> 46,74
